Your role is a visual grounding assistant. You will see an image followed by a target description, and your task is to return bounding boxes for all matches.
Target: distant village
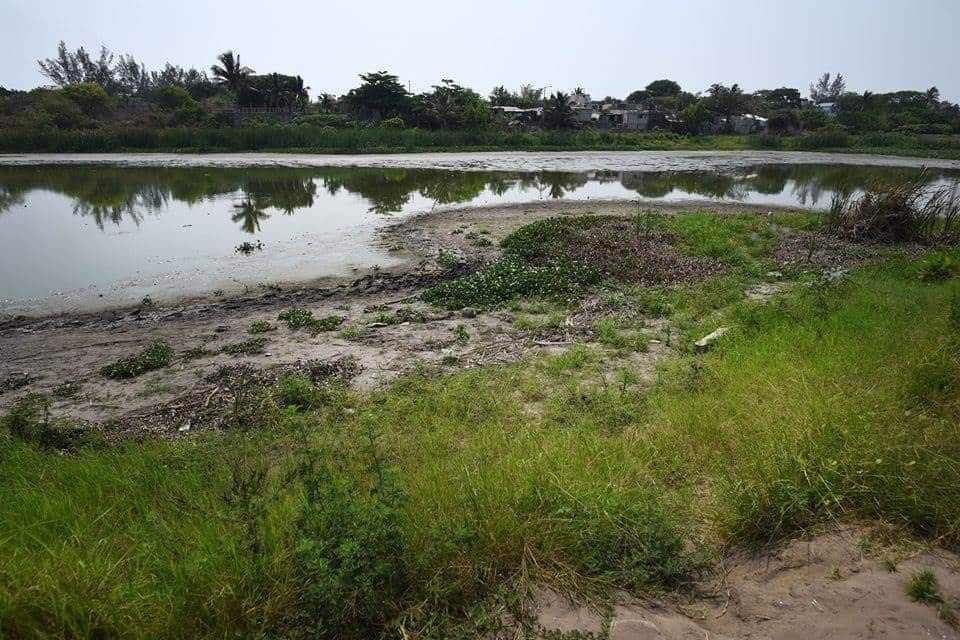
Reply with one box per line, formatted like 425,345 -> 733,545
489,91 -> 833,134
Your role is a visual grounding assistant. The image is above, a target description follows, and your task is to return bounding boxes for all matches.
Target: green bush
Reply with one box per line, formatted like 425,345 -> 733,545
154,86 -> 195,111
919,252 -> 958,282
423,257 -> 596,309
294,463 -> 407,639
61,83 -> 112,117
250,320 -> 277,334
99,339 -> 174,379
1,394 -> 95,451
905,570 -> 942,604
279,308 -> 344,333
379,116 -> 405,130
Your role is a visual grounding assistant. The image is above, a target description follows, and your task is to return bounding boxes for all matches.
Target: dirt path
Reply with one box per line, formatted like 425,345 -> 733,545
530,529 -> 960,639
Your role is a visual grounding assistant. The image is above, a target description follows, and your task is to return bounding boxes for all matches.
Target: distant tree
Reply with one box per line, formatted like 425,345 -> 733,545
489,85 -> 516,106
679,100 -> 711,134
518,84 -> 544,107
767,110 -> 800,133
798,105 -> 829,130
810,72 -> 845,102
414,80 -> 489,129
61,83 -> 112,116
755,87 -> 802,111
626,89 -> 649,103
211,51 -> 254,92
155,85 -> 195,110
706,83 -> 748,126
344,71 -> 411,120
38,41 -> 120,94
114,55 -> 151,97
317,93 -> 337,113
645,79 -> 682,97
30,90 -> 86,129
542,91 -> 576,130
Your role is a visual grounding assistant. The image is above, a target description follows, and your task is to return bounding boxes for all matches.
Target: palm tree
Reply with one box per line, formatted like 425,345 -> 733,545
318,93 -> 336,113
211,51 -> 254,92
543,92 -> 576,130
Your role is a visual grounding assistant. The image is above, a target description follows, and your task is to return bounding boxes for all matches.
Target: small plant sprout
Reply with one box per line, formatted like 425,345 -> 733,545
453,324 -> 469,344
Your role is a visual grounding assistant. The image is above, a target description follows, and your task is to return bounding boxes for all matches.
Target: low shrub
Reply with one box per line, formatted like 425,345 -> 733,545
279,308 -> 344,333
919,252 -> 958,282
250,320 -> 277,334
99,339 -> 174,379
1,394 -> 95,451
293,462 -> 407,639
221,337 -> 269,355
826,173 -> 960,243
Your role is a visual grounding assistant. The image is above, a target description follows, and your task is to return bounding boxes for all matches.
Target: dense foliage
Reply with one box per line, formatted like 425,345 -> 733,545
1,42 -> 958,149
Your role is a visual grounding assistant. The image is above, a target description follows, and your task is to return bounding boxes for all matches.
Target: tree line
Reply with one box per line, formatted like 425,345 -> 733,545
1,42 -> 958,136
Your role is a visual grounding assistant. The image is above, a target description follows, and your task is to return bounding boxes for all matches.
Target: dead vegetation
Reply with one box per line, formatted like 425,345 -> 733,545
827,171 -> 960,243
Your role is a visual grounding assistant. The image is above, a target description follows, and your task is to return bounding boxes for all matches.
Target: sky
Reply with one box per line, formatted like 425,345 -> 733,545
1,0 -> 959,102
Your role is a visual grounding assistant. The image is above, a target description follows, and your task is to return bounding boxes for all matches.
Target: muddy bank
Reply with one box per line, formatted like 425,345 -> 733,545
0,199 -> 892,436
3,149 -> 959,171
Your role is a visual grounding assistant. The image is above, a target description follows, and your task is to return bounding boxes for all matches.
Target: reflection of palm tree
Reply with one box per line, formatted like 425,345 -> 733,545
231,199 -> 271,234
0,187 -> 25,213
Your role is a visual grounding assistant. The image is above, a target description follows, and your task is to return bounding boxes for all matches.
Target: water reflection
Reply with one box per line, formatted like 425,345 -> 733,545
0,164 -> 956,234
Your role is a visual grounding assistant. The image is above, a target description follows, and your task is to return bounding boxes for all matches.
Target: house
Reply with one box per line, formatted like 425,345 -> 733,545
729,113 -> 768,134
488,105 -> 543,127
815,102 -> 836,115
598,109 -> 642,129
569,92 -> 592,109
573,107 -> 595,124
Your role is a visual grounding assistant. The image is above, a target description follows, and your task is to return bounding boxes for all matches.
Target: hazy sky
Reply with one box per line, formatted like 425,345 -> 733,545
2,0 -> 958,102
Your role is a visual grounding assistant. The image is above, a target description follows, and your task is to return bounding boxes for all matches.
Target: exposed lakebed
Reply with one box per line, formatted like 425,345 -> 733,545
0,152 -> 957,315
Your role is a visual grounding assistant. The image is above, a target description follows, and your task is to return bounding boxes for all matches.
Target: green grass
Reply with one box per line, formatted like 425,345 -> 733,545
905,570 -> 943,604
2,248 -> 960,638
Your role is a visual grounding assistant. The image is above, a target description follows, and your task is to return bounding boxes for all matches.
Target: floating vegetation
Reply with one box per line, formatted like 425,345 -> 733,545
235,240 -> 264,255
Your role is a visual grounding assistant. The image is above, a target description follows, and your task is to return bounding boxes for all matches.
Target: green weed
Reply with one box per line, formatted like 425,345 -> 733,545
905,570 -> 942,604
249,320 -> 277,334
222,337 -> 269,356
279,308 -> 344,333
100,339 -> 174,379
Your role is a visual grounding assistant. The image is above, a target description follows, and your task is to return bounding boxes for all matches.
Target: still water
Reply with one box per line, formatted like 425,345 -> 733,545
0,162 -> 957,315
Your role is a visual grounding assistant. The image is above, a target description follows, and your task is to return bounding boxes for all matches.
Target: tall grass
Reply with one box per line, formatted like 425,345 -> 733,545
2,125 -> 959,158
826,172 -> 960,243
2,251 -> 959,638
